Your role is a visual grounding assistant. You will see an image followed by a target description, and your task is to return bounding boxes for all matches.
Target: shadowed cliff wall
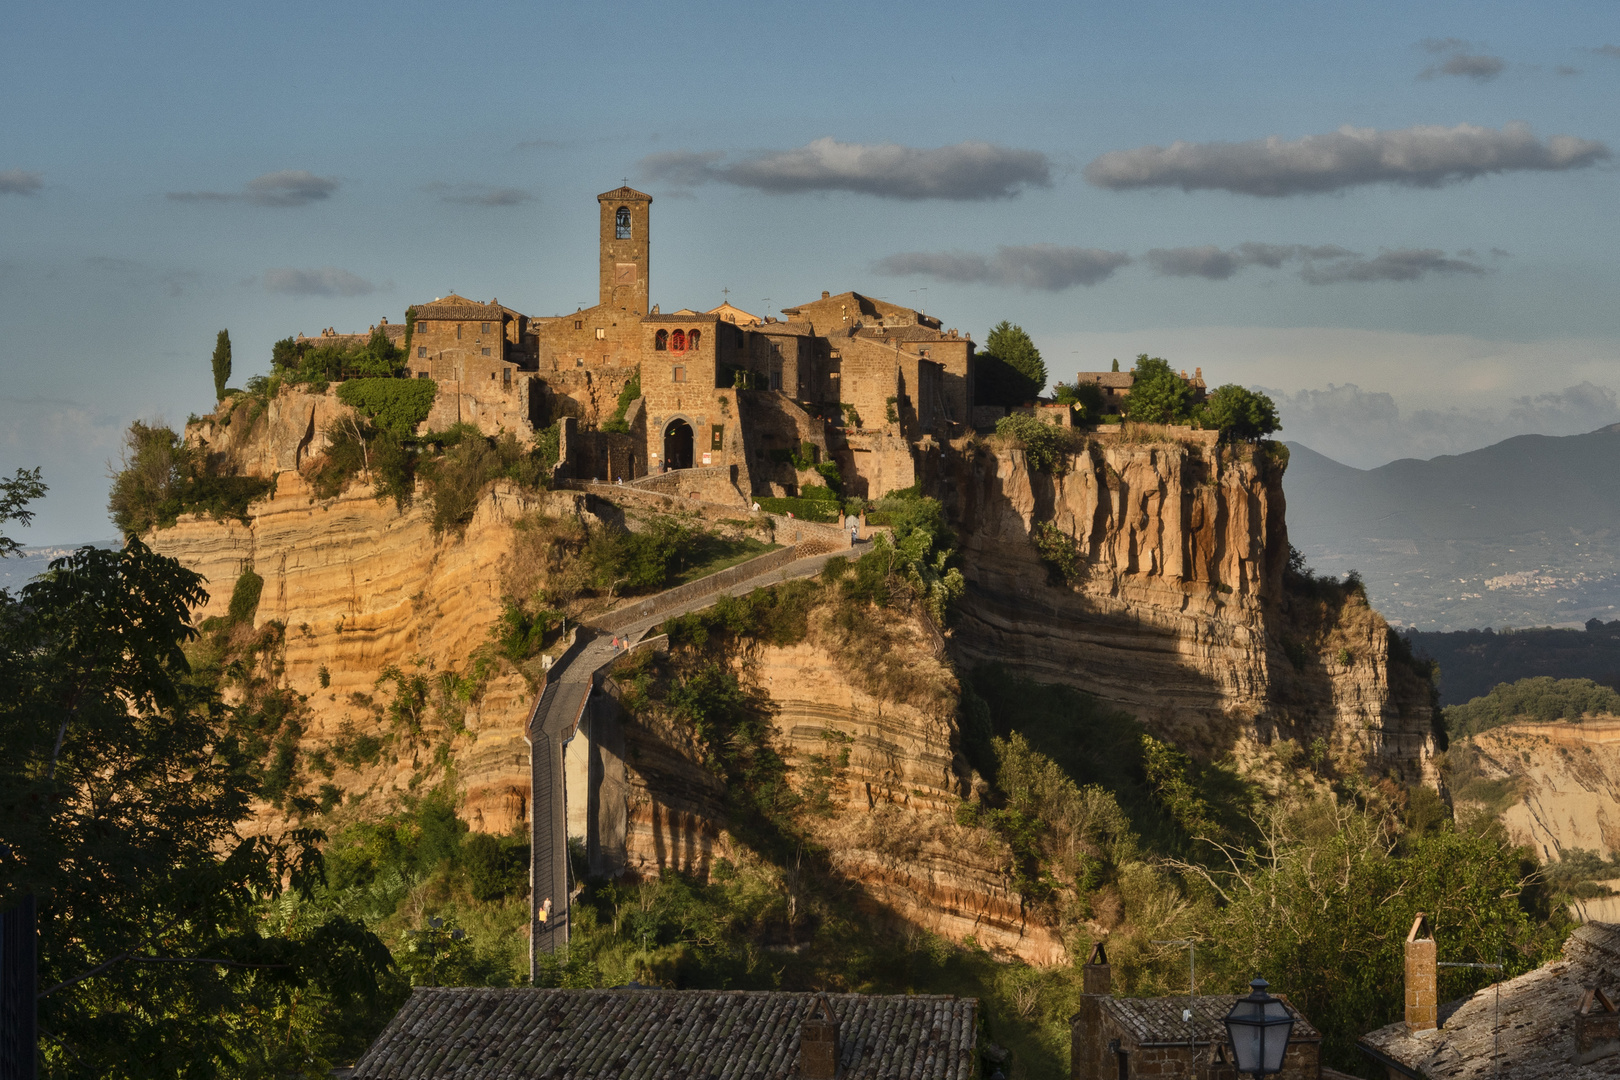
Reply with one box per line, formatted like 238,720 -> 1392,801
936,437 -> 1439,784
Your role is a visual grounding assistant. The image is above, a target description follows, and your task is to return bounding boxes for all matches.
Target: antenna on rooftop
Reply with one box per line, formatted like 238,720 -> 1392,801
1438,946 -> 1504,1080
1152,939 -> 1199,1068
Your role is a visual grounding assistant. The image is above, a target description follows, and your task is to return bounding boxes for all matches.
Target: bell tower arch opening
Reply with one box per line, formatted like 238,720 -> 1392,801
662,418 -> 694,470
598,186 -> 652,316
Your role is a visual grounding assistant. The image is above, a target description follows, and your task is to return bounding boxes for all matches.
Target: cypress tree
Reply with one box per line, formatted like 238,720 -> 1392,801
211,329 -> 232,402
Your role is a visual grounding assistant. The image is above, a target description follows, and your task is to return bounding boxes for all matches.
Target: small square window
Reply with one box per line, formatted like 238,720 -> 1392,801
482,347 -> 491,357
416,371 -> 430,380
418,346 -> 427,358
576,357 -> 584,367
595,328 -> 606,340
481,322 -> 491,333
673,365 -> 686,383
417,321 -> 428,333
575,320 -> 583,330
503,368 -> 511,387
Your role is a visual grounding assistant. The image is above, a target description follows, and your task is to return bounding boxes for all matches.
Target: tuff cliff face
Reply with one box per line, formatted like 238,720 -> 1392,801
938,434 -> 1439,784
1456,719 -> 1620,862
593,616 -> 1067,964
146,416 -> 1439,970
148,468 -> 582,837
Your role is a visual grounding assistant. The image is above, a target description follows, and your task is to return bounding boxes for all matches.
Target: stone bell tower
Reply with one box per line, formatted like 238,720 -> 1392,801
598,185 -> 651,316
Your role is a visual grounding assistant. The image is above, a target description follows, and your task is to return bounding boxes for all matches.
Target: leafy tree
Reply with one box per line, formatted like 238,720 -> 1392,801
985,321 -> 1046,392
1122,354 -> 1192,424
1198,384 -> 1280,443
272,328 -> 405,390
211,330 -> 232,403
1,466 -> 47,557
107,422 -> 273,536
1193,806 -> 1561,1070
0,522 -> 394,1077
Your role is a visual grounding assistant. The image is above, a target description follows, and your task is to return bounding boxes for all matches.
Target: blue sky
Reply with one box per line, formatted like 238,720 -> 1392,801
3,0 -> 1618,542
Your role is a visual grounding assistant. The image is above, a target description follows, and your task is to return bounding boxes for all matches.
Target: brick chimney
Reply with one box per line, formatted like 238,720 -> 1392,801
1405,914 -> 1437,1033
1576,987 -> 1620,1065
800,993 -> 840,1079
1072,943 -> 1112,1080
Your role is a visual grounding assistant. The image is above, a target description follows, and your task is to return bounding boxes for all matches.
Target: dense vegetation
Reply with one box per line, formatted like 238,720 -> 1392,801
107,421 -> 275,536
1409,620 -> 1620,705
271,327 -> 406,390
1,478 -> 397,1077
1445,676 -> 1620,738
335,378 -> 438,439
7,440 -> 1580,1079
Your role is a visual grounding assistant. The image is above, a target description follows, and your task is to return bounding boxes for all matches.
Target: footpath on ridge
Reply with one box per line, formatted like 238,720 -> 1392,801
526,539 -> 865,964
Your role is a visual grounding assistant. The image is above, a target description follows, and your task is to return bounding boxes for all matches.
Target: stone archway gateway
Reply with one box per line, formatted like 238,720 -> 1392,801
663,418 -> 694,470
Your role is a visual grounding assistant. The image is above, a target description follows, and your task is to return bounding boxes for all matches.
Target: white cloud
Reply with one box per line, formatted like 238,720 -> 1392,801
641,137 -> 1052,200
875,244 -> 1129,290
263,267 -> 376,297
1083,122 -> 1609,196
168,169 -> 339,207
0,169 -> 44,196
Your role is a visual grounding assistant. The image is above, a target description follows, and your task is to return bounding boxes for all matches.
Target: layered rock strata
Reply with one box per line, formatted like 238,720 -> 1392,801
584,629 -> 1066,964
938,436 -> 1438,783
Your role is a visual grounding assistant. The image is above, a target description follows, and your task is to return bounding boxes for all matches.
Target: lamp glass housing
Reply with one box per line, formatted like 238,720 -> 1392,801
1223,978 -> 1295,1076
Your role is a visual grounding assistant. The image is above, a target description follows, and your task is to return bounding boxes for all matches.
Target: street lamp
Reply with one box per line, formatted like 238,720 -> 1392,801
1223,978 -> 1296,1078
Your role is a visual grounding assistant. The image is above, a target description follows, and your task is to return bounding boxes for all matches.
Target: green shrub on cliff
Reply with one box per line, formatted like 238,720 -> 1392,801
272,326 -> 406,390
1446,676 -> 1620,738
107,420 -> 274,535
994,411 -> 1074,473
338,377 -> 438,439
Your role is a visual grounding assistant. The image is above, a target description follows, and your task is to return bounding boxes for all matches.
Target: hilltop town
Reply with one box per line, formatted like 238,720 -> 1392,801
263,186 -> 1212,508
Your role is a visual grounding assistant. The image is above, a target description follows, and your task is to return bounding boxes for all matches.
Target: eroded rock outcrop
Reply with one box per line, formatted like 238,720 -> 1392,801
594,620 -> 1067,964
149,469 -> 581,835
1460,719 -> 1620,862
938,435 -> 1439,783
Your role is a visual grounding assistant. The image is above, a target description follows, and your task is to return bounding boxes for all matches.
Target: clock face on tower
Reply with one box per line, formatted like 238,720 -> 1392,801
615,263 -> 637,285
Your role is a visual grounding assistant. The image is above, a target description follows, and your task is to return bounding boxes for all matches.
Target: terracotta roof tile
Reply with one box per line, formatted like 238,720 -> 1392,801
352,987 -> 977,1079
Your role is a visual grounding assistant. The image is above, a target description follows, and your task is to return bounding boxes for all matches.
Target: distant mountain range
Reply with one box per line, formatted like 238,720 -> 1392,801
1283,424 -> 1620,632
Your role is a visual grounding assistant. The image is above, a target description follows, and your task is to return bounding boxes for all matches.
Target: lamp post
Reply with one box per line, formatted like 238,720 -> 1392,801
1223,978 -> 1295,1078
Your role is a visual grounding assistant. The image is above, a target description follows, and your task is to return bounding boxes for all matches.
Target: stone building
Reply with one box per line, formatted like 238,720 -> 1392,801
409,294 -> 540,434
1071,944 -> 1330,1080
302,184 -> 985,504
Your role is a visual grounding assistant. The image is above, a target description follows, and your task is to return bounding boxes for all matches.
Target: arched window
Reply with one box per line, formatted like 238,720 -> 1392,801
687,329 -> 701,350
655,329 -> 668,351
671,329 -> 686,352
616,207 -> 632,240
